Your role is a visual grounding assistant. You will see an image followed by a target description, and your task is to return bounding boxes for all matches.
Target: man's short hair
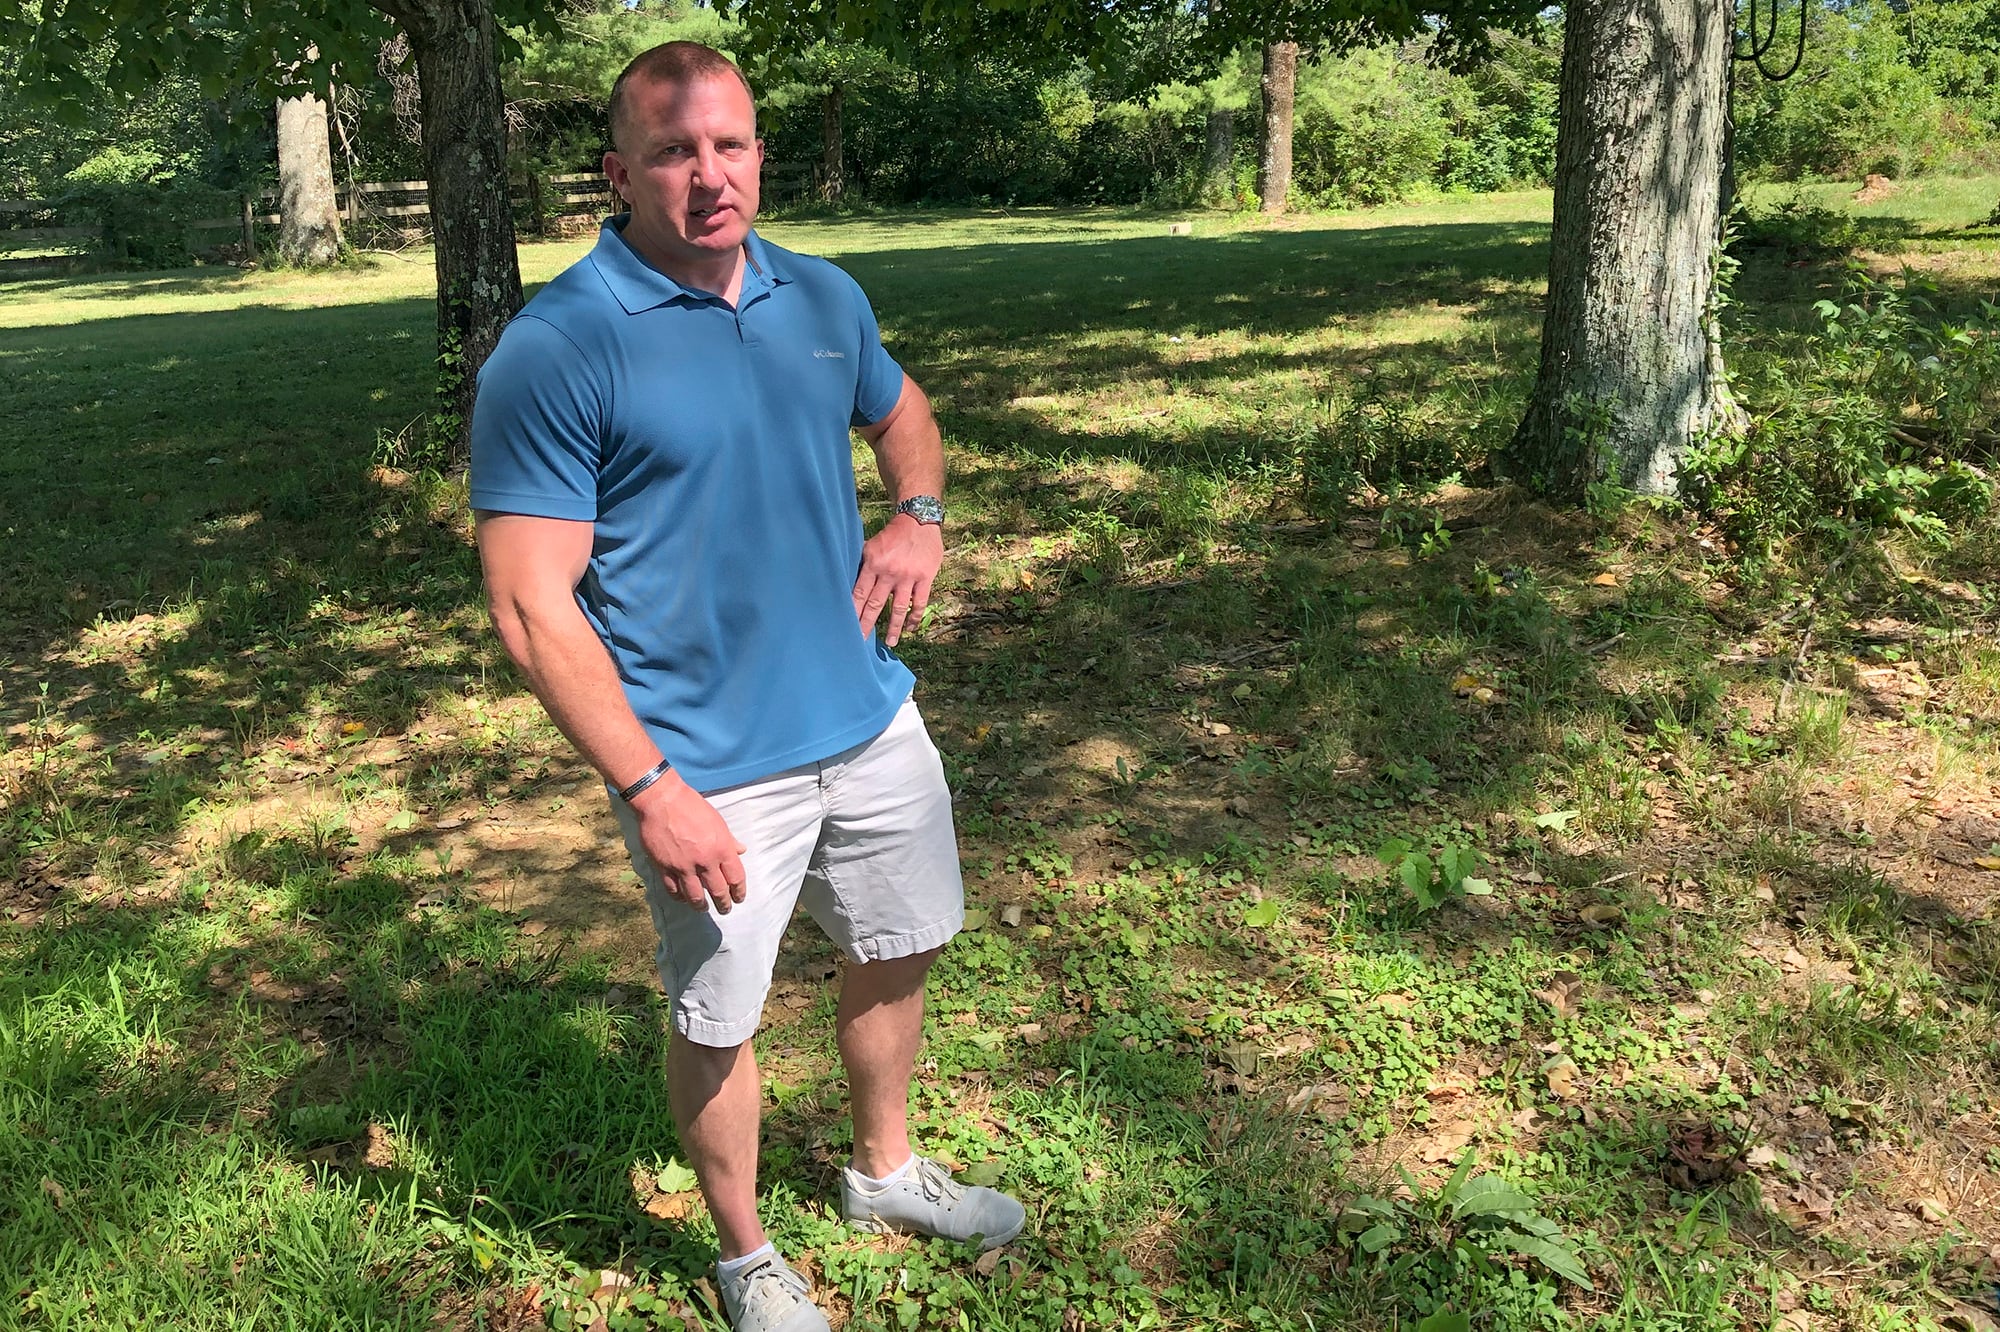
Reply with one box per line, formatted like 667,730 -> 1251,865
608,41 -> 756,153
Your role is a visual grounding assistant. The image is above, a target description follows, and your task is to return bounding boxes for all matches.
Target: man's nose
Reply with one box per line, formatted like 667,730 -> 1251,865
692,143 -> 722,187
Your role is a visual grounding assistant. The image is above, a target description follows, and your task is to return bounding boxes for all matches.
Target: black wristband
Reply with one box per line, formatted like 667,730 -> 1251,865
617,758 -> 673,803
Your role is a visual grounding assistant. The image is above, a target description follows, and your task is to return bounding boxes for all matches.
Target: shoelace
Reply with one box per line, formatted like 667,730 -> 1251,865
731,1257 -> 808,1318
912,1155 -> 967,1206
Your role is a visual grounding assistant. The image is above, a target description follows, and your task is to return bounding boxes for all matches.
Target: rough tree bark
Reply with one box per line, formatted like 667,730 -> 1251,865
821,80 -> 845,204
1256,41 -> 1297,214
276,92 -> 344,265
373,0 -> 523,462
1202,106 -> 1235,205
1510,0 -> 1741,498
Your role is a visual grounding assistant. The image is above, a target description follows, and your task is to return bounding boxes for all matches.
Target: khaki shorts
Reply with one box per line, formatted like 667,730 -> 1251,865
611,698 -> 964,1047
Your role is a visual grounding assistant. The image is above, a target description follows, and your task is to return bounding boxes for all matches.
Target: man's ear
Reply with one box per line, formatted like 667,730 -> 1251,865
602,149 -> 629,203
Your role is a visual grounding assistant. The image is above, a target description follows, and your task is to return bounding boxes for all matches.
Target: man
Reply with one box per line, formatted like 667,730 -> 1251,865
468,41 -> 1023,1332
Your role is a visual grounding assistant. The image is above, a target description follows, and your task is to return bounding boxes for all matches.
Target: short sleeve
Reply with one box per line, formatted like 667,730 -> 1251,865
844,273 -> 906,429
469,315 -> 605,521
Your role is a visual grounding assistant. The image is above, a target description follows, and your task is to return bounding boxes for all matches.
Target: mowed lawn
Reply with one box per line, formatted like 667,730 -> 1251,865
4,186 -> 2000,1331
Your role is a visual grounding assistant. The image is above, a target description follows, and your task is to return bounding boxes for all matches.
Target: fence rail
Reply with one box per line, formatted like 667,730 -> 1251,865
2,161 -> 816,268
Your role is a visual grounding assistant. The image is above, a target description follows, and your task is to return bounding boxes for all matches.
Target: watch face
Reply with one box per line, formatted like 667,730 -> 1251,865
899,496 -> 945,524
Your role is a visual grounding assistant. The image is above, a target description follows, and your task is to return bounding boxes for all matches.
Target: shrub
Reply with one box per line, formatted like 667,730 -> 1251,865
57,146 -> 232,268
1693,268 -> 2000,549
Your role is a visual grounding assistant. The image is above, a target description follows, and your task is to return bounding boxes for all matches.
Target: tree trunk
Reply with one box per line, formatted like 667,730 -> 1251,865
912,64 -> 931,199
1256,41 -> 1297,215
276,92 -> 344,265
821,80 -> 844,204
1202,106 -> 1235,206
1509,0 -> 1740,499
375,0 -> 523,464
1719,67 -> 1737,222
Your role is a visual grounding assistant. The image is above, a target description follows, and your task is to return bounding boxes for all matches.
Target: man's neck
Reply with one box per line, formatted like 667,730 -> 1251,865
623,222 -> 747,306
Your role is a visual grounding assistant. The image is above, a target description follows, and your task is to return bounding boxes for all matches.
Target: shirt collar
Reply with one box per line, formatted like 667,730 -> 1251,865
591,214 -> 791,315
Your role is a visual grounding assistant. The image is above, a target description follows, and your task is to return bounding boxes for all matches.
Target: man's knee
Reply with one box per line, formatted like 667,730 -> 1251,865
669,1029 -> 755,1087
853,946 -> 943,983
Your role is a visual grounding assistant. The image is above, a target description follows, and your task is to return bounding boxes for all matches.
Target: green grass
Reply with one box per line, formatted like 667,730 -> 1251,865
4,185 -> 2000,1330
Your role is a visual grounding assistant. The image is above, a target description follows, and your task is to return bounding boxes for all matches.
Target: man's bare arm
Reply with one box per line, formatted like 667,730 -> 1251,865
852,374 -> 946,647
476,512 -> 746,913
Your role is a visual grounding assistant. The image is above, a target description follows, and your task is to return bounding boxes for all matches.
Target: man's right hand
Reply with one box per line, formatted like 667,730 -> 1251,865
629,775 -> 748,913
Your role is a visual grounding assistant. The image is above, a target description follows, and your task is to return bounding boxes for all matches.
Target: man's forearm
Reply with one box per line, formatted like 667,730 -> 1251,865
494,599 -> 666,792
868,378 -> 945,503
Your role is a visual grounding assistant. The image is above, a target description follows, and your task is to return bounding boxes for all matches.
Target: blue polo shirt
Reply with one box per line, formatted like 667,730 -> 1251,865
469,217 -> 915,792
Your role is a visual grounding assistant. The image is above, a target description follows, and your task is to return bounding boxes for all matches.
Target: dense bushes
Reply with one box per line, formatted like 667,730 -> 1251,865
1734,0 -> 1995,182
751,32 -> 1562,210
1693,269 -> 2000,549
57,146 -> 236,268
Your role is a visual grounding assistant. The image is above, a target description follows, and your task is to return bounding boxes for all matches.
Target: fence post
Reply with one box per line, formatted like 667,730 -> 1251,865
240,194 -> 257,260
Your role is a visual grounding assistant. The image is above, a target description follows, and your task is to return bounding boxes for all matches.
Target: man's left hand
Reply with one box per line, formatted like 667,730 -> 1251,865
853,514 -> 943,647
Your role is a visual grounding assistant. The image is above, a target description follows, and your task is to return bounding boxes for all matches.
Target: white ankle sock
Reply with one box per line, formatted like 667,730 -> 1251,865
717,1241 -> 776,1281
847,1154 -> 915,1190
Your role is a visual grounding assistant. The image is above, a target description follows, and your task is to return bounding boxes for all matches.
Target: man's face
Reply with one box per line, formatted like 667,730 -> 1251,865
604,72 -> 763,277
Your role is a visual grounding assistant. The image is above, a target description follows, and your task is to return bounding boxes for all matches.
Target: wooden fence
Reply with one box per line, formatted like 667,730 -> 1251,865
0,163 -> 811,271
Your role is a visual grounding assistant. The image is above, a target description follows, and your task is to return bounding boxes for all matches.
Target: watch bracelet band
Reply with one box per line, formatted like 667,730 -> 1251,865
617,758 -> 673,802
895,494 -> 945,525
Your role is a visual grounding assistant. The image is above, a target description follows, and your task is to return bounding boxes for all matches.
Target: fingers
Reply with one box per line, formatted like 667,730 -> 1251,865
853,569 -> 895,639
885,572 -> 934,648
696,860 -> 737,913
852,570 -> 879,634
664,866 -> 709,913
884,591 -> 913,646
862,586 -> 892,638
722,847 -> 747,905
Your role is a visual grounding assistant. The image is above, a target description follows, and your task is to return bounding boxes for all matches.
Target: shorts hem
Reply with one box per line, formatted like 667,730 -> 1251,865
672,1006 -> 765,1049
845,911 -> 963,965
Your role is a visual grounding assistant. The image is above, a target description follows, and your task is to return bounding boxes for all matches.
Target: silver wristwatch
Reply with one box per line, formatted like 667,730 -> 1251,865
895,495 -> 945,526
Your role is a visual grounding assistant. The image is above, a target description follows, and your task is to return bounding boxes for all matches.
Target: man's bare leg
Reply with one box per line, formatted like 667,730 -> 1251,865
668,1031 -> 767,1259
837,947 -> 941,1178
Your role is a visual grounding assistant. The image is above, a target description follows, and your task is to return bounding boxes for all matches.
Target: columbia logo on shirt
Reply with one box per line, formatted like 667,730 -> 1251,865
813,349 -> 846,359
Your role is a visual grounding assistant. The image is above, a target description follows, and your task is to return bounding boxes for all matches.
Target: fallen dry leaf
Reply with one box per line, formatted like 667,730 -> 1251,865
1663,1123 -> 1746,1188
643,1191 -> 702,1221
1591,572 -> 1619,587
1944,1300 -> 2000,1332
1533,970 -> 1584,1018
1543,1055 -> 1579,1099
1416,1124 -> 1475,1164
1285,1082 -> 1348,1117
363,1123 -> 395,1169
38,1178 -> 67,1208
